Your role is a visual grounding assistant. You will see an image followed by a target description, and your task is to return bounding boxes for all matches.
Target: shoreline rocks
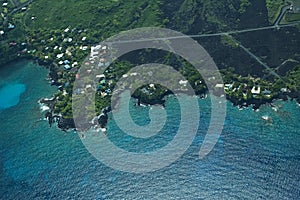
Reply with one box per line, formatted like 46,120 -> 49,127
43,90 -> 299,132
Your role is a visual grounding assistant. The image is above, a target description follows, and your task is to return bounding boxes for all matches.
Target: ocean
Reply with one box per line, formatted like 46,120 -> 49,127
0,60 -> 299,199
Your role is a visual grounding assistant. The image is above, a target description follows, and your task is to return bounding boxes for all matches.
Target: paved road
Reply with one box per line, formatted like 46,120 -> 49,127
106,3 -> 298,82
274,5 -> 291,26
106,21 -> 300,81
2,0 -> 33,26
10,0 -> 33,15
238,43 -> 282,79
9,0 -> 17,7
1,0 -> 298,79
109,4 -> 297,45
232,3 -> 293,81
108,22 -> 300,45
0,0 -> 34,46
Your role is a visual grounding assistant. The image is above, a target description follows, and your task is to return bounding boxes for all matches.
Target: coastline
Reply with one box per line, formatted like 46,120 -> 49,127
1,1 -> 300,198
40,72 -> 299,132
1,57 -> 300,199
3,55 -> 299,132
27,52 -> 297,131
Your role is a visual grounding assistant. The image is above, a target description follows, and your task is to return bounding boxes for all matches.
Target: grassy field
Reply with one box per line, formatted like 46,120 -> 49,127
283,12 -> 300,22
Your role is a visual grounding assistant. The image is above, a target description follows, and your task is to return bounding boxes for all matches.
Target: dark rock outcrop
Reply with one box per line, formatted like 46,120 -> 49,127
45,112 -> 53,127
98,113 -> 108,128
58,117 -> 76,131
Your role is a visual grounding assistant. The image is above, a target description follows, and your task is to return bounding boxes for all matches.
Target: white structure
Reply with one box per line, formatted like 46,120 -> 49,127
96,74 -> 105,79
215,83 -> 224,88
179,80 -> 188,86
72,62 -> 78,67
56,53 -> 64,59
149,84 -> 155,88
251,86 -> 261,94
86,85 -> 92,89
224,83 -> 233,90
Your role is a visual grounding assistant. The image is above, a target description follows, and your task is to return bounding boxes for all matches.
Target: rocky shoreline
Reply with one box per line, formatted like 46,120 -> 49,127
40,79 -> 300,132
40,96 -> 111,131
36,52 -> 300,131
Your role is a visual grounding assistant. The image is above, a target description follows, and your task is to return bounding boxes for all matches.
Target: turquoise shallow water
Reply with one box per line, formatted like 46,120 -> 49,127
0,61 -> 299,199
0,83 -> 26,110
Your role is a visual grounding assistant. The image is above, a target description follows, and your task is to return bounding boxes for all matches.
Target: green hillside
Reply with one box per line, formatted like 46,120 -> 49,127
0,0 -> 300,120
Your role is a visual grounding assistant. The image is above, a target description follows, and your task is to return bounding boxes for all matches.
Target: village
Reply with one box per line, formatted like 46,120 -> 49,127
0,0 -> 299,121
2,21 -> 295,117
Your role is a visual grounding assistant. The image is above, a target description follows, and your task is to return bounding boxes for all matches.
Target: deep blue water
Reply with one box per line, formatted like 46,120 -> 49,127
0,61 -> 299,199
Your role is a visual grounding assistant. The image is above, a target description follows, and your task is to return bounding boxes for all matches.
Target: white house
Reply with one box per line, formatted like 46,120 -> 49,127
251,86 -> 261,94
215,83 -> 224,88
179,80 -> 188,86
280,88 -> 288,93
149,84 -> 155,88
224,83 -> 233,90
72,62 -> 78,67
56,53 -> 64,59
85,85 -> 92,90
96,74 -> 105,79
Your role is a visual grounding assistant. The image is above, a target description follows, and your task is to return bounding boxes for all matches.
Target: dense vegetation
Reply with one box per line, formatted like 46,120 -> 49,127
266,0 -> 286,23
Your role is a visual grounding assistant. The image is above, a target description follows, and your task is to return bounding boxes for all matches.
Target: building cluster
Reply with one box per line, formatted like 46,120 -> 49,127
73,43 -> 113,98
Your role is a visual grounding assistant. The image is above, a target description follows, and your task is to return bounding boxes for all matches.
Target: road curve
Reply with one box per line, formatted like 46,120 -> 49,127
274,5 -> 291,26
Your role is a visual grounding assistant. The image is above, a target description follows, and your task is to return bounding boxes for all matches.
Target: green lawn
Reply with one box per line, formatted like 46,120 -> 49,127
284,13 -> 300,22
